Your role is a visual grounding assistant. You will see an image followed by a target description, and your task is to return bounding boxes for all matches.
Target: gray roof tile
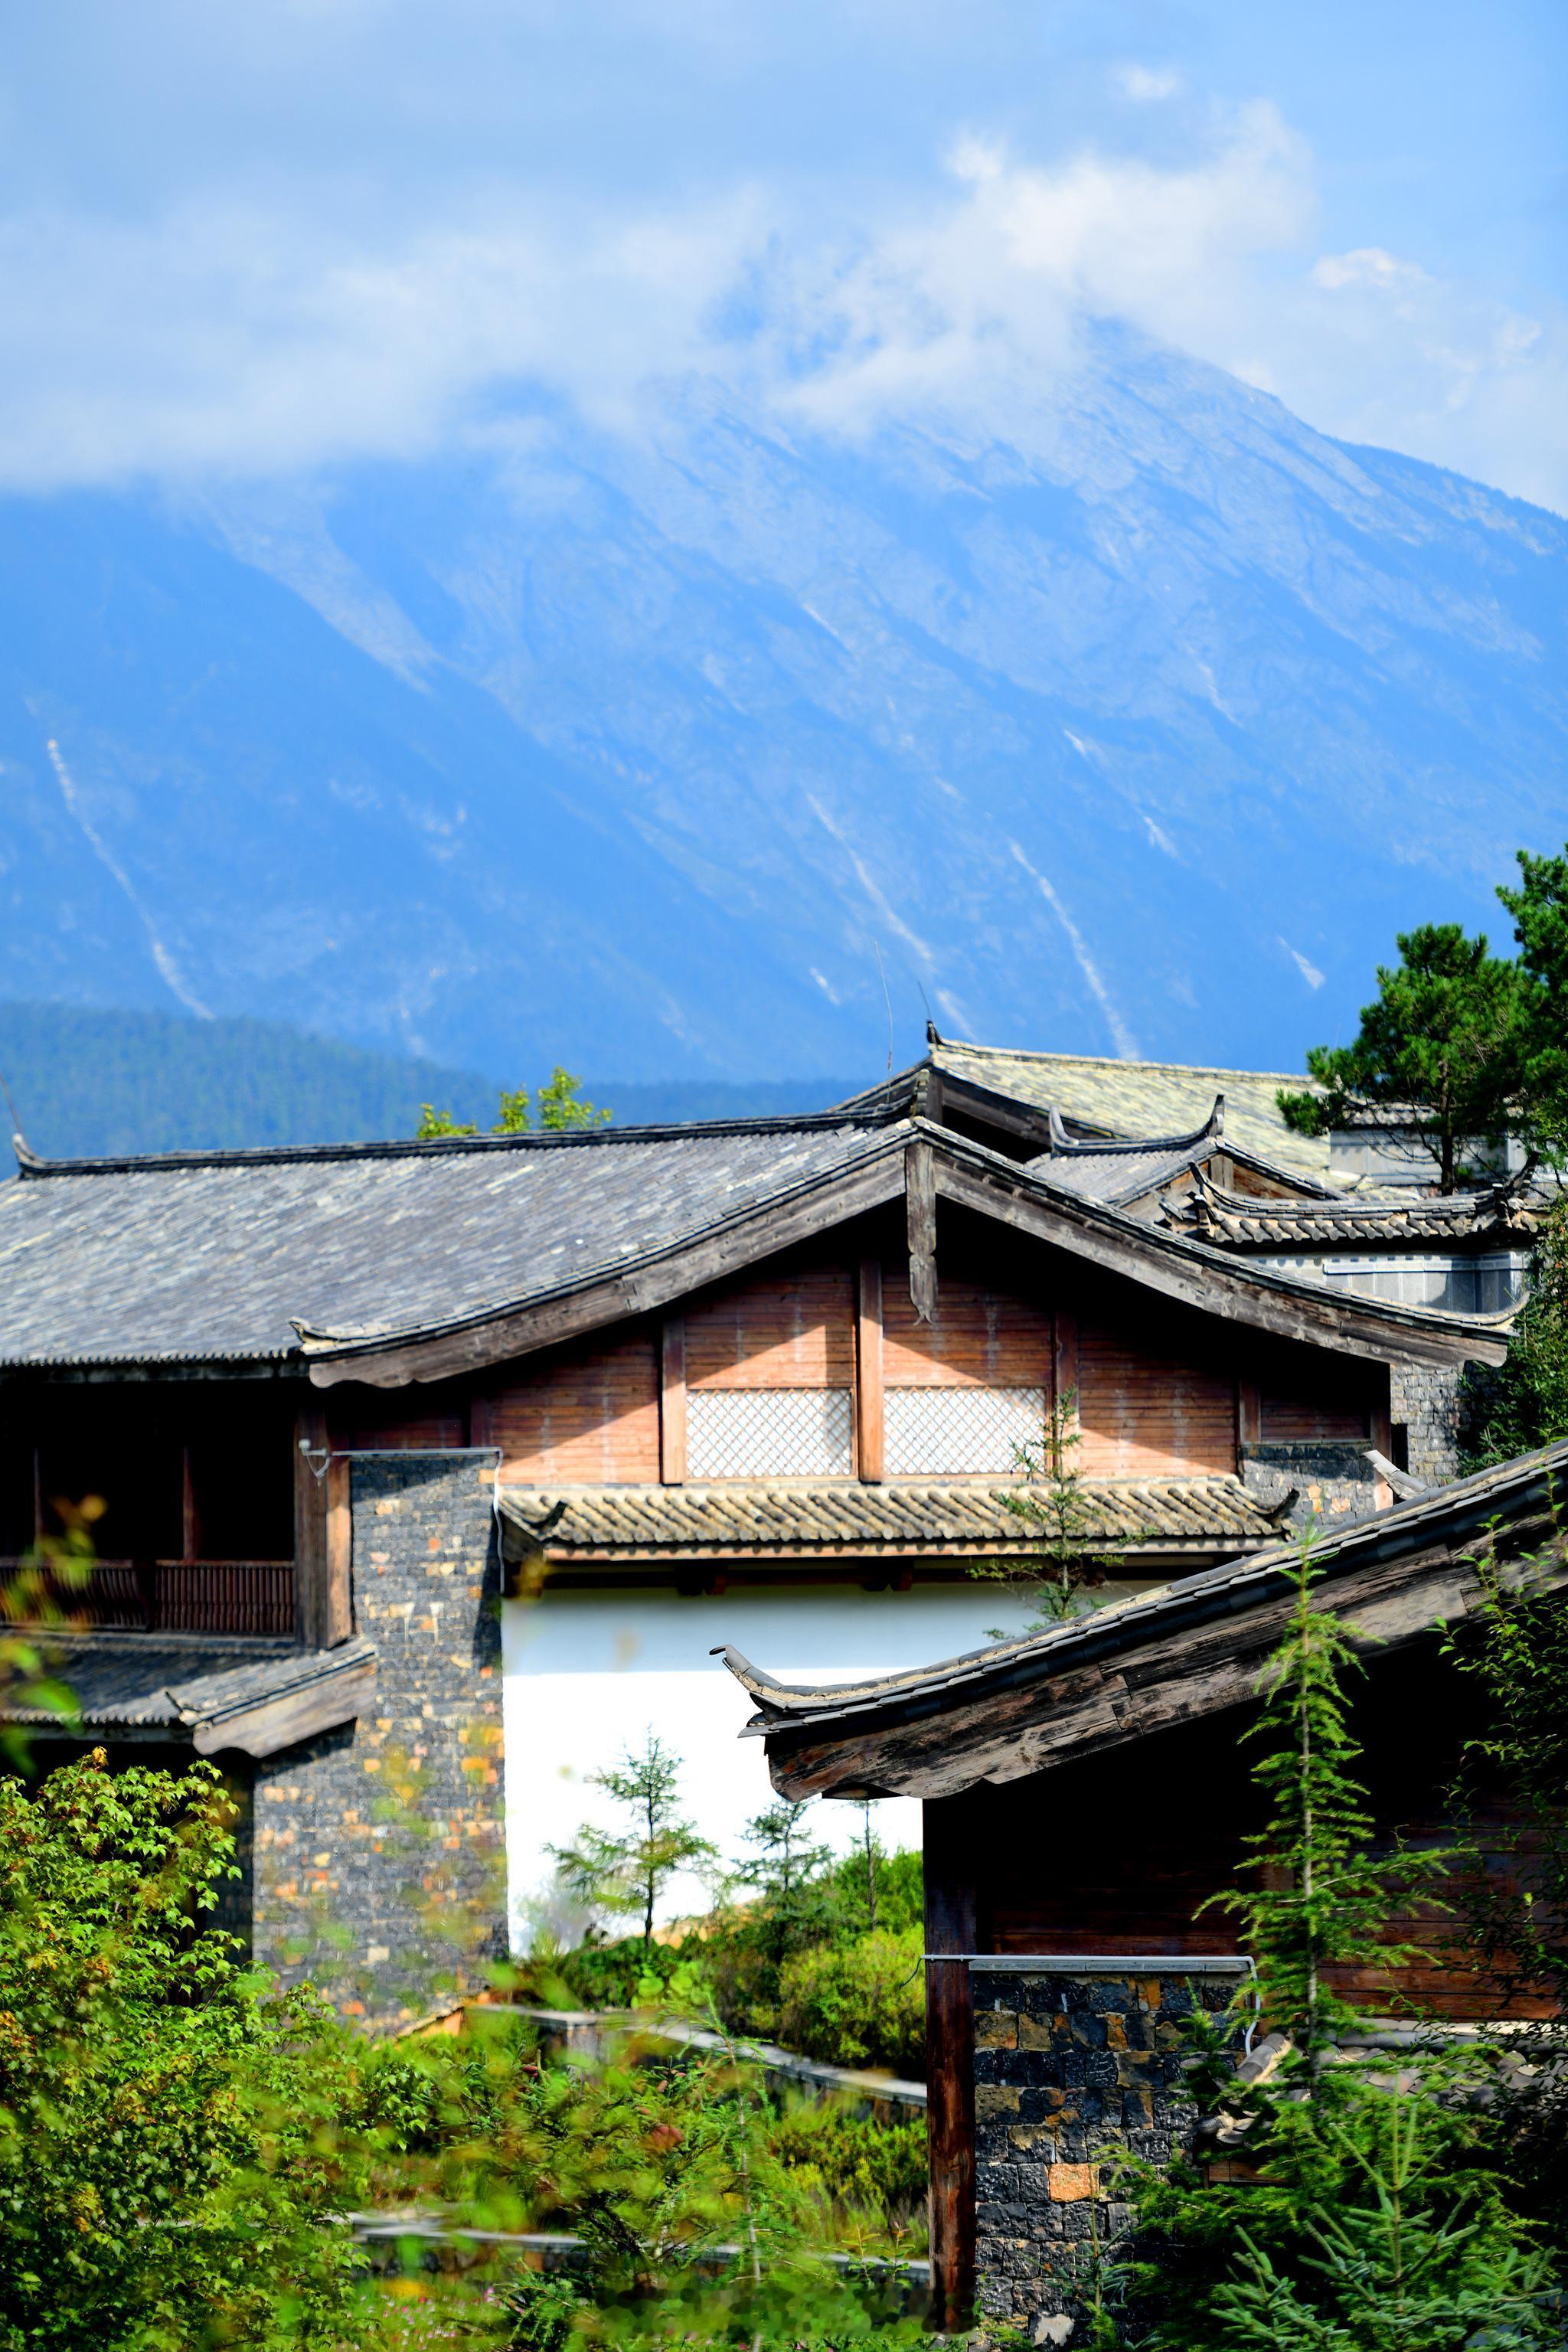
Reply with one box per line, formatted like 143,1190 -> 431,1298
499,1476 -> 1283,1560
0,1116 -> 900,1367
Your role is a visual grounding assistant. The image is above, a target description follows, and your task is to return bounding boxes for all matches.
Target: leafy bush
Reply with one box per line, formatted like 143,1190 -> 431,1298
770,2099 -> 928,2228
1462,1195 -> 1568,1467
0,1748 -> 371,2351
777,1930 -> 924,2077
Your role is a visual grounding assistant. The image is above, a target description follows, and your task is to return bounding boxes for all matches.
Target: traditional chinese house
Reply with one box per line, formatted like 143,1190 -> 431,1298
0,1037 -> 1517,2017
725,1439 -> 1568,2337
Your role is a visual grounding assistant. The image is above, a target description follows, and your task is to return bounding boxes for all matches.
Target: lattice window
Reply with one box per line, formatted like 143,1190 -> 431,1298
884,1386 -> 1047,1478
687,1388 -> 854,1480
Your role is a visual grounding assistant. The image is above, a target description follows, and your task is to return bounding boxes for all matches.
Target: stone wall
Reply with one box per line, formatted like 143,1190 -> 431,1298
250,1452 -> 505,2026
1389,1364 -> 1465,1487
972,1962 -> 1240,2345
1239,1439 -> 1380,1527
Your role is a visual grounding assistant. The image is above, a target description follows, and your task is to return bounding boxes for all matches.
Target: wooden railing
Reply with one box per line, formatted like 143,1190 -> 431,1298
1,1561 -> 296,1638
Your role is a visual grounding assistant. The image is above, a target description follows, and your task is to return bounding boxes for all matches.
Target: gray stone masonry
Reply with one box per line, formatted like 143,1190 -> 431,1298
972,1966 -> 1240,2345
1239,1439 -> 1379,1527
250,1454 -> 505,2027
1390,1364 -> 1465,1487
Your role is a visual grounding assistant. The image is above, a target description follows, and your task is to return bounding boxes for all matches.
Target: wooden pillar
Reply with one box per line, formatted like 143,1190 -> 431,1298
294,1400 -> 351,1648
856,1257 -> 884,1482
660,1315 -> 688,1485
324,1457 -> 353,1646
181,1446 -> 201,1564
1237,1377 -> 1262,1454
1053,1298 -> 1081,1420
906,1141 -> 938,1325
294,1402 -> 328,1649
1370,1373 -> 1393,1511
924,1792 -> 977,2331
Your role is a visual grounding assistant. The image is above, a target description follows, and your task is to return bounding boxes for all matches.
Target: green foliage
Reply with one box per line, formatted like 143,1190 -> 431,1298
549,1735 -> 717,1947
0,1001 -> 499,1159
732,1802 -> 837,1968
0,1501 -> 102,1765
1446,1529 -> 1568,2247
1498,843 -> 1568,1160
1277,922 -> 1525,1192
769,2099 -> 927,2226
776,1930 -> 925,2078
1462,1197 -> 1568,1465
547,1935 -> 707,2017
361,2008 -> 924,2347
0,1748 -> 371,2350
969,1389 -> 1121,1632
1138,2081 -> 1558,2350
417,1068 -> 609,1141
1111,1534 -> 1555,2348
1204,1534 -> 1450,2068
548,1838 -> 925,2079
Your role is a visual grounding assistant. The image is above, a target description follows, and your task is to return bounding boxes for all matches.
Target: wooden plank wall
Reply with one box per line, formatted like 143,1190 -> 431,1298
466,1237 -> 1381,1488
966,1652 -> 1535,2018
1259,1390 -> 1372,1441
882,1273 -> 1050,1388
1076,1322 -> 1236,1477
684,1264 -> 854,1389
486,1335 -> 661,1483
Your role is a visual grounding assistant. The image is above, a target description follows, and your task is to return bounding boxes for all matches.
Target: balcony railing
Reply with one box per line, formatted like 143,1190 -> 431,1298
2,1560 -> 296,1638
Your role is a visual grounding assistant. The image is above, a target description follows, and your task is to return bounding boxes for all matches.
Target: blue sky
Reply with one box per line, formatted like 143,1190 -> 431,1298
4,0 -> 1565,505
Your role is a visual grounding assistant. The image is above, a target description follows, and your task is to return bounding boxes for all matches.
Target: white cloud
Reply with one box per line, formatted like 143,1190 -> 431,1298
1115,64 -> 1184,103
0,93 -> 1561,510
1312,247 -> 1426,293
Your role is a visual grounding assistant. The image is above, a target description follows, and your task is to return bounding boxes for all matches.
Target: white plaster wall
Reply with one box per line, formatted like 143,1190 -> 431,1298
500,1582 -> 1045,1946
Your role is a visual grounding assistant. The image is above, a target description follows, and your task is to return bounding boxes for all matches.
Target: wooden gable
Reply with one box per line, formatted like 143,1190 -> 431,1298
455,1206 -> 1390,1495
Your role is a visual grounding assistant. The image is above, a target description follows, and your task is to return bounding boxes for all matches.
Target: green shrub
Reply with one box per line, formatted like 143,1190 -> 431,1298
812,1847 -> 924,1937
770,2099 -> 928,2226
0,1748 -> 371,2351
776,1930 -> 924,2076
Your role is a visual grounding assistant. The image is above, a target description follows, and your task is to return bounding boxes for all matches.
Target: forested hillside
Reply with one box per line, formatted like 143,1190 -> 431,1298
0,1003 -> 848,1158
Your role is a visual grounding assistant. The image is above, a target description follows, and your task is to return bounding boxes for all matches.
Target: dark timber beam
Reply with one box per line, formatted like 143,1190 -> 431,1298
762,1526 -> 1568,1802
933,1155 -> 1502,1370
907,1141 -> 938,1324
924,1795 -> 977,2331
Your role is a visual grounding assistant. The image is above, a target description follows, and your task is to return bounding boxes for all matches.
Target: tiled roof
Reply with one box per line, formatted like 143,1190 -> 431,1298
1027,1140 -> 1214,1207
0,1114 -> 901,1367
0,1632 -> 376,1734
1166,1174 -> 1548,1250
0,1092 -> 1511,1377
928,1037 -> 1342,1188
722,1439 -> 1568,1736
498,1477 -> 1285,1562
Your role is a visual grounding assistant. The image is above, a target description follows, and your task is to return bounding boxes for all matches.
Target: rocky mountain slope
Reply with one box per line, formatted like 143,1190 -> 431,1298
2,326 -> 1562,1083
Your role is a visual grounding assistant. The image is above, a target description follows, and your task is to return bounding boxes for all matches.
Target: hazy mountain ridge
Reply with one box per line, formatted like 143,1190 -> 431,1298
0,1003 -> 853,1160
1,326 -> 1563,1084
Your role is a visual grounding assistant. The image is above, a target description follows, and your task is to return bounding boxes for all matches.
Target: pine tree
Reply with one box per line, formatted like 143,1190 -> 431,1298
1206,1534 -> 1446,2076
971,1387 -> 1122,1634
550,1733 -> 716,1949
1124,1536 -> 1557,2348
